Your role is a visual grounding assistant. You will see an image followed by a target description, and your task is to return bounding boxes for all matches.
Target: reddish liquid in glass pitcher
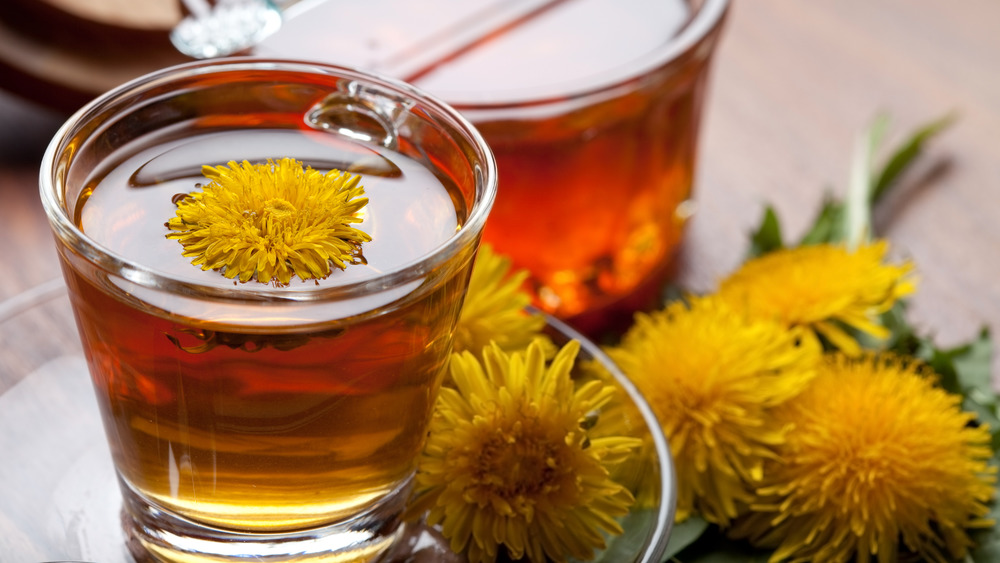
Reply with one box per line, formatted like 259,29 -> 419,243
258,0 -> 724,335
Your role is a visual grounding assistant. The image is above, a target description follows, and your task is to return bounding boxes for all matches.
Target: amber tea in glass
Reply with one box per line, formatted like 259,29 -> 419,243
40,59 -> 497,562
255,0 -> 730,334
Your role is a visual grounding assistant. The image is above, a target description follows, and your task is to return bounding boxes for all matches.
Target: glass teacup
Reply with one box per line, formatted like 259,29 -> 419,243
39,58 -> 497,562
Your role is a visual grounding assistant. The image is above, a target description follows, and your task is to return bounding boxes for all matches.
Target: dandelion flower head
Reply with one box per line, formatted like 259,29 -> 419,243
732,353 -> 996,563
453,244 -> 553,359
717,241 -> 915,355
166,158 -> 370,285
607,295 -> 821,525
411,340 -> 640,563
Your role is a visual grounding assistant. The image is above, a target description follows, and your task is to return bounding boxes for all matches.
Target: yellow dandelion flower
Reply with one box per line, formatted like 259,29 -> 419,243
606,295 -> 821,525
166,158 -> 371,285
410,340 -> 641,563
731,353 -> 996,563
453,244 -> 553,358
717,241 -> 915,356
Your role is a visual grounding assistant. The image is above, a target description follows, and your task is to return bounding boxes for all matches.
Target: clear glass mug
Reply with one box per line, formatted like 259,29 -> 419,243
39,58 -> 497,562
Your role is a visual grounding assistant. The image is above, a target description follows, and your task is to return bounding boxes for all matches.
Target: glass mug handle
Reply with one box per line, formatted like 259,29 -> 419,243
305,81 -> 415,151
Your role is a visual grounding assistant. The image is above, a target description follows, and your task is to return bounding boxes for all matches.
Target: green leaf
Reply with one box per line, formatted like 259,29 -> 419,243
598,509 -> 661,562
970,527 -> 1000,563
835,112 -> 953,248
967,449 -> 1000,562
951,329 -> 1000,450
842,300 -> 921,355
952,328 -> 993,397
871,113 -> 956,204
661,517 -> 710,561
876,300 -> 921,354
923,341 -> 970,396
798,194 -> 844,246
916,328 -> 994,401
747,206 -> 784,258
748,113 -> 952,256
844,114 -> 890,249
661,284 -> 690,307
910,328 -> 1000,458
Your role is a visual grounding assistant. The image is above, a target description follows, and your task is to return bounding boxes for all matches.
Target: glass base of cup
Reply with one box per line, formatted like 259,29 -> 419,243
119,477 -> 410,563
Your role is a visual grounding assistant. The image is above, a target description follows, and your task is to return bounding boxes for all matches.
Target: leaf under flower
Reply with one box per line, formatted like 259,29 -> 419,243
746,113 -> 954,254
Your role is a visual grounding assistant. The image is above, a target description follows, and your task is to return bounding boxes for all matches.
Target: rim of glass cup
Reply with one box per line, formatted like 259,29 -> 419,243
426,0 -> 730,109
38,58 -> 498,304
542,310 -> 676,562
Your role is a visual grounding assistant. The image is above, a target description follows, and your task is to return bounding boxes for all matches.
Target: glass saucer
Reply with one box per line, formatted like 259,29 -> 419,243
0,281 -> 675,563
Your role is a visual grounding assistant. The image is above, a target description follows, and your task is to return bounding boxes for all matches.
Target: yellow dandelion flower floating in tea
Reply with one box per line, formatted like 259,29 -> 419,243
717,241 -> 915,355
410,340 -> 640,563
453,244 -> 552,359
732,353 -> 996,563
166,158 -> 371,285
607,295 -> 821,526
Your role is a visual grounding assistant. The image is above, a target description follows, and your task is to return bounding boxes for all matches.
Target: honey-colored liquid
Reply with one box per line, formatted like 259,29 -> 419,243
473,79 -> 701,329
63,128 -> 472,532
256,0 -> 715,333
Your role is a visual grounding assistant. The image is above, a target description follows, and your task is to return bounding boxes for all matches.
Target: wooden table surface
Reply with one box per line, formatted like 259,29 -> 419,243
2,0 -> 999,380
